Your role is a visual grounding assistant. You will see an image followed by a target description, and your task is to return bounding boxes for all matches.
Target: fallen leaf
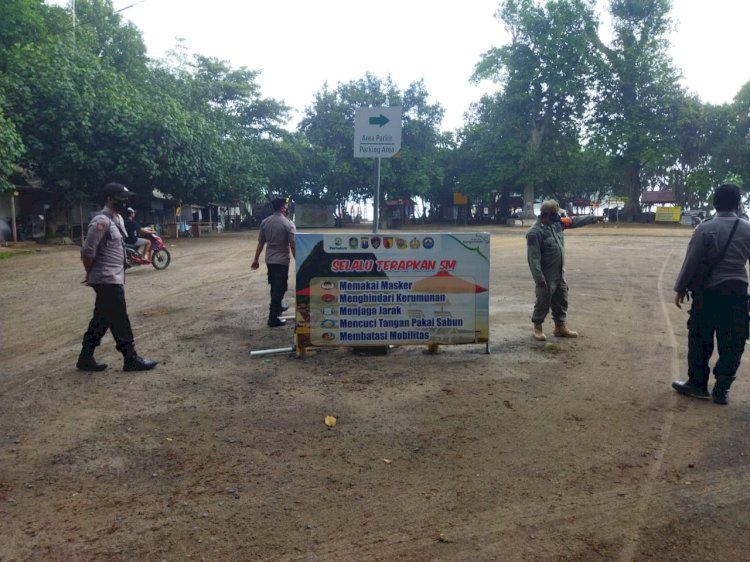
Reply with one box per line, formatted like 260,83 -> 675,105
383,458 -> 392,464
324,415 -> 337,428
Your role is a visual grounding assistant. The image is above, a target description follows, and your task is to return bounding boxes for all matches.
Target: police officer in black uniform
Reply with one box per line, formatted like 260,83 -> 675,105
77,183 -> 157,372
672,184 -> 750,404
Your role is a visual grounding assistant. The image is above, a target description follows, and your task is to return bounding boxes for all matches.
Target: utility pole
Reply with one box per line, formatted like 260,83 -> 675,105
11,191 -> 18,243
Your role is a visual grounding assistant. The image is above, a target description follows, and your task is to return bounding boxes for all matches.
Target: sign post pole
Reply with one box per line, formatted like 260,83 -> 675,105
373,157 -> 381,234
354,106 -> 401,233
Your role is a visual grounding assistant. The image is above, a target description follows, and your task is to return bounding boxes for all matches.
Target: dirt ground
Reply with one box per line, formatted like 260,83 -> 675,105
1,223 -> 749,562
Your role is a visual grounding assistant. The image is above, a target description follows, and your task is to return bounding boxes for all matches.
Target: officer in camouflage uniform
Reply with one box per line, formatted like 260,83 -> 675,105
526,199 -> 597,341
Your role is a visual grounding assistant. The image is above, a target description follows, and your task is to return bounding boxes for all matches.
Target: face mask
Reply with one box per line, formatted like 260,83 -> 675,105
112,199 -> 130,214
551,213 -> 561,223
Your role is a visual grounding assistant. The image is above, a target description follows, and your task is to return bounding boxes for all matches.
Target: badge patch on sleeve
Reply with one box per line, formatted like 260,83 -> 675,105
527,234 -> 538,246
96,221 -> 106,231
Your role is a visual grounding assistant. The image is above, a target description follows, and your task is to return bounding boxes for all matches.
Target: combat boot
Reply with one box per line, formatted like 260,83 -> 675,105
553,320 -> 578,338
122,347 -> 157,372
533,323 -> 546,341
268,302 -> 287,327
76,346 -> 107,372
711,376 -> 735,405
671,380 -> 710,400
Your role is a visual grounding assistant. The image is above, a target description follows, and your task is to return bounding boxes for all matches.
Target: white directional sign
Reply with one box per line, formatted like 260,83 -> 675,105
354,106 -> 402,158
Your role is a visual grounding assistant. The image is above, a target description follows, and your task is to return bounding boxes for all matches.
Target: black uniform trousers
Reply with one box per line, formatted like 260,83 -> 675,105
267,263 -> 289,320
82,284 -> 135,353
687,280 -> 749,389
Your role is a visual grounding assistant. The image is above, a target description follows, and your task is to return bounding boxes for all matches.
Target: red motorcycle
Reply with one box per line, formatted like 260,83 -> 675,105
125,232 -> 171,270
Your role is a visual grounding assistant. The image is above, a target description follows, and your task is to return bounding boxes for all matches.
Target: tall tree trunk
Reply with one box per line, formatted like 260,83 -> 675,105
499,186 -> 510,220
623,160 -> 642,221
523,121 -> 544,220
523,182 -> 536,219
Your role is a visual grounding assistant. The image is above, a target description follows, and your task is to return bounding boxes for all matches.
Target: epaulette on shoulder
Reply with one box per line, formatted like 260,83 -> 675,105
91,213 -> 112,225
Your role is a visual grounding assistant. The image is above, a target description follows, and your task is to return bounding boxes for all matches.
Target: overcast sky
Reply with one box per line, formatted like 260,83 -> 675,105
51,0 -> 749,132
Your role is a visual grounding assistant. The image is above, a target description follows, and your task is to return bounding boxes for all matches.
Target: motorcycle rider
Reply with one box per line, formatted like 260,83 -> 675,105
77,182 -> 157,372
124,208 -> 154,262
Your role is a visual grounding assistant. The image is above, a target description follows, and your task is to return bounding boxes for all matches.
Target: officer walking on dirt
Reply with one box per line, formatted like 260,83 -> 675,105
526,199 -> 597,341
251,197 -> 296,327
77,183 -> 157,372
672,184 -> 750,405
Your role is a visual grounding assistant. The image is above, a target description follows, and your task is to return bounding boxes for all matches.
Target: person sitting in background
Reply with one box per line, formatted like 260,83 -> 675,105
124,208 -> 153,262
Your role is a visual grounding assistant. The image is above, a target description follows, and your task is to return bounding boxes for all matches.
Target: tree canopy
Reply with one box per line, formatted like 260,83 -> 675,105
0,0 -> 747,227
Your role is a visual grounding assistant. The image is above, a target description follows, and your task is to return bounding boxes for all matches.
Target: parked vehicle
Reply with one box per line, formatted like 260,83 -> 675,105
125,232 -> 171,270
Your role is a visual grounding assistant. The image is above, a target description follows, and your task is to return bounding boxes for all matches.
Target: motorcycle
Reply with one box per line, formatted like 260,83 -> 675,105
125,232 -> 171,270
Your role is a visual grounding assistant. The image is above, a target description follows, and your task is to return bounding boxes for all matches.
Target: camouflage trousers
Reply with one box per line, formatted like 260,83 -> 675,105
532,277 -> 568,324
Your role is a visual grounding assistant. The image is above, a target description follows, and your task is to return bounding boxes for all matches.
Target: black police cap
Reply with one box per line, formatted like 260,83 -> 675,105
103,182 -> 135,200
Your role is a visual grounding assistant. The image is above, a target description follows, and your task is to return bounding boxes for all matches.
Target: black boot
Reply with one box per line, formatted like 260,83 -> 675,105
671,380 -> 710,400
76,346 -> 107,372
267,302 -> 286,327
711,377 -> 735,405
122,347 -> 157,372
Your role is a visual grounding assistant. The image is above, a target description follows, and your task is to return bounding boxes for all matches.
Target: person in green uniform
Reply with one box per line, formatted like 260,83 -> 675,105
526,199 -> 597,341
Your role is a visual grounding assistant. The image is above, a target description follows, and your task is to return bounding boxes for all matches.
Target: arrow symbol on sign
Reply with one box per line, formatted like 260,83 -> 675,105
369,114 -> 390,127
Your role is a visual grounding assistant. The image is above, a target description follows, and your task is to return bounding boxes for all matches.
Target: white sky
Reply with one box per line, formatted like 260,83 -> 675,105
51,0 -> 749,132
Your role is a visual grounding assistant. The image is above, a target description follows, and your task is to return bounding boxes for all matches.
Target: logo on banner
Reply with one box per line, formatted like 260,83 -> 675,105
371,236 -> 381,249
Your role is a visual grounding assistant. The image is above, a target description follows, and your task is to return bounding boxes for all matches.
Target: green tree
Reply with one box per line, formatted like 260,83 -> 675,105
69,0 -> 149,80
263,131 -> 320,203
665,94 -> 719,210
713,81 -> 750,192
0,99 -> 24,191
455,92 -> 525,219
387,80 -> 446,210
590,0 -> 683,220
299,74 -> 399,217
0,0 -> 51,59
151,54 -> 288,205
472,0 -> 600,218
299,74 -> 447,222
2,42 -> 125,201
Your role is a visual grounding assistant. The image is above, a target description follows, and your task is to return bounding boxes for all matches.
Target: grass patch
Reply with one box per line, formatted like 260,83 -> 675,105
0,249 -> 36,259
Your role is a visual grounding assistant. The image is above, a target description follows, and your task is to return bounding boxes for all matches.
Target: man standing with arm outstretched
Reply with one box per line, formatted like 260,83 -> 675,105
526,199 -> 597,341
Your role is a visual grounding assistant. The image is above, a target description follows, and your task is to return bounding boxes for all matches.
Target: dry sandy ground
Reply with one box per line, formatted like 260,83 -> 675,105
1,223 -> 749,561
